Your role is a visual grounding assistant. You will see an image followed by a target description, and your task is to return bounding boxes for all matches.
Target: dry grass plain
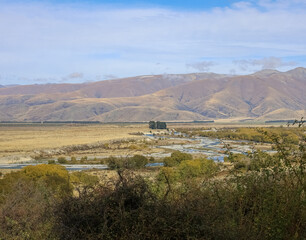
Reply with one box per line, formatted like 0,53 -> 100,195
0,121 -> 284,166
167,122 -> 281,129
0,123 -> 148,159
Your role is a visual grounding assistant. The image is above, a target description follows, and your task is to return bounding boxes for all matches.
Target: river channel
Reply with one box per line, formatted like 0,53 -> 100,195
144,132 -> 276,163
0,133 -> 276,170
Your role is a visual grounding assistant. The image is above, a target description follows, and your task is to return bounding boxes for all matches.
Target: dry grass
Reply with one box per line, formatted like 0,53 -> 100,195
167,122 -> 282,129
0,122 -> 278,157
0,124 -> 148,157
0,122 -> 282,166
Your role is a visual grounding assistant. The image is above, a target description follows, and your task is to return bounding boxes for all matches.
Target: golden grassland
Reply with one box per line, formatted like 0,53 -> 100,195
167,122 -> 283,129
0,122 -> 286,156
0,122 -> 294,166
0,124 -> 148,156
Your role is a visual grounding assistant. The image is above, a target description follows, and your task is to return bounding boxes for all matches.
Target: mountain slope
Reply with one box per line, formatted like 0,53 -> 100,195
0,73 -> 226,98
0,68 -> 305,122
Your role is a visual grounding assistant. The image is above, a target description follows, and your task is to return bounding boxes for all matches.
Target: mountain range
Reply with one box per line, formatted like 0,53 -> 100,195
0,68 -> 305,122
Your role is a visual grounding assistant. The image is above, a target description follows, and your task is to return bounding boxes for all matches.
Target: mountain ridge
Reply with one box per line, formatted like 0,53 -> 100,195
0,68 -> 305,122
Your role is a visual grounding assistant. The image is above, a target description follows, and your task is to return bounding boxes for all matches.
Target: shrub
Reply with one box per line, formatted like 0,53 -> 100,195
178,158 -> 219,179
0,180 -> 57,240
129,144 -> 139,150
128,155 -> 148,169
105,157 -> 125,170
106,155 -> 148,170
163,157 -> 178,167
57,157 -> 67,164
70,172 -> 99,186
233,161 -> 246,170
0,164 -> 72,203
80,156 -> 88,163
0,164 -> 75,239
80,156 -> 88,162
1,122 -> 305,239
163,151 -> 193,167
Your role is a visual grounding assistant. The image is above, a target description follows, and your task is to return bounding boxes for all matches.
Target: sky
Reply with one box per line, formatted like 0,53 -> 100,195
0,0 -> 306,85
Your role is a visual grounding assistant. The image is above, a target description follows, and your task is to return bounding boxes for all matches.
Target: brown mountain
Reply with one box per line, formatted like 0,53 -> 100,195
0,68 -> 305,122
0,73 -> 225,98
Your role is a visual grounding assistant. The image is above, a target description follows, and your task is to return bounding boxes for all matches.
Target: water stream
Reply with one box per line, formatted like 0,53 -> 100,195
144,133 -> 276,163
0,132 -> 276,170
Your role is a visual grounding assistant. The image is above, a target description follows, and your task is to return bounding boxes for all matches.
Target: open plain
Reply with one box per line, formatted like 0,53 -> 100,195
0,123 -> 148,162
0,121 -> 284,166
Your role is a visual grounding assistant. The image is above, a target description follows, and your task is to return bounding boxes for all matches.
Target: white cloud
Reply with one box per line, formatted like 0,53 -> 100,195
234,57 -> 297,71
102,74 -> 118,80
186,61 -> 216,72
232,1 -> 254,9
67,72 -> 84,79
0,1 -> 305,84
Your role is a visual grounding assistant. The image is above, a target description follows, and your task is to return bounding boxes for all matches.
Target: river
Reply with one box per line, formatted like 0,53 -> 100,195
0,133 -> 276,170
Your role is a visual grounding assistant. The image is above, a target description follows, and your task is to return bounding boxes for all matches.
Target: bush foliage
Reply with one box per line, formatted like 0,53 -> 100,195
0,125 -> 305,239
105,155 -> 149,170
163,151 -> 193,167
179,126 -> 302,144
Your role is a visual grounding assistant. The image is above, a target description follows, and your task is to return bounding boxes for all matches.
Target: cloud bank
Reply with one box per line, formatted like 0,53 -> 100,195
234,57 -> 297,71
0,0 -> 305,84
186,61 -> 216,72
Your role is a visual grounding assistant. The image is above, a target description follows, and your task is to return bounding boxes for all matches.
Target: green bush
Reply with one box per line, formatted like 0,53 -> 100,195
128,155 -> 148,169
0,180 -> 57,239
80,156 -> 88,162
233,161 -> 246,170
163,151 -> 193,167
106,155 -> 148,170
53,143 -> 306,240
57,157 -> 67,164
178,158 -> 219,179
1,123 -> 305,240
70,172 -> 99,186
105,157 -> 123,170
0,164 -> 75,239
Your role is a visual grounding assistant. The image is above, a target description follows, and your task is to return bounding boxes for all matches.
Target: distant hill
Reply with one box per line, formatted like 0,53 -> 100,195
0,73 -> 226,97
0,68 -> 305,122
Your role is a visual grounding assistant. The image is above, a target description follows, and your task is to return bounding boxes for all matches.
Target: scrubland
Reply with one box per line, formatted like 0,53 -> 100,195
0,122 -> 305,239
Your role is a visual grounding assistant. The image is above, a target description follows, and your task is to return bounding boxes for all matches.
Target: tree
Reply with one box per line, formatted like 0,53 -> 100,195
156,121 -> 167,129
149,121 -> 156,129
149,121 -> 167,129
163,151 -> 193,167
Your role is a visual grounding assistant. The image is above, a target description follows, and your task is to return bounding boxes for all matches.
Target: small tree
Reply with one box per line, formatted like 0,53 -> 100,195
163,151 -> 193,167
57,157 -> 67,164
149,121 -> 167,129
149,121 -> 156,129
156,121 -> 167,129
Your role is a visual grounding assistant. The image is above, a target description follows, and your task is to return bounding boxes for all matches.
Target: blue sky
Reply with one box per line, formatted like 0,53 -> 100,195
1,0 -> 306,84
2,0 -> 241,10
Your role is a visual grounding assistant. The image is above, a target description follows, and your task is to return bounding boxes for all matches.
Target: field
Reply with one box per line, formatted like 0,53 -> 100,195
0,122 -> 289,164
0,123 -> 149,162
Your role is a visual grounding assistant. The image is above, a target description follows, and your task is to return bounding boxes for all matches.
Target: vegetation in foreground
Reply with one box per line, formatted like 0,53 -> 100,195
0,125 -> 305,239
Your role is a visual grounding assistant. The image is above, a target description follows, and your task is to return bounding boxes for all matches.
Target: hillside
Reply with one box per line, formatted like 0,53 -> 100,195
0,73 -> 225,98
0,68 -> 305,122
